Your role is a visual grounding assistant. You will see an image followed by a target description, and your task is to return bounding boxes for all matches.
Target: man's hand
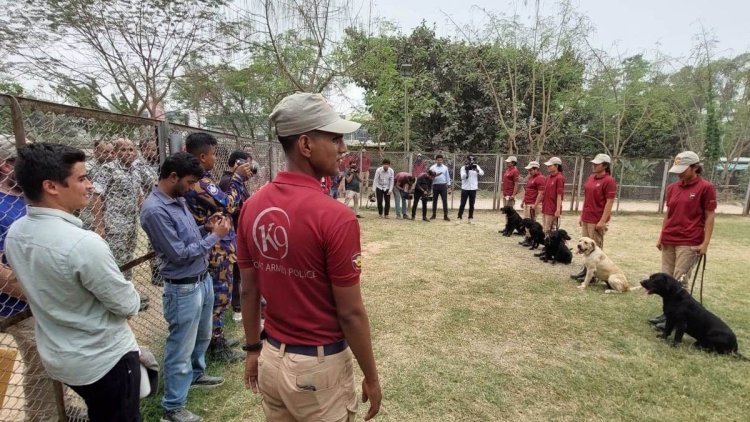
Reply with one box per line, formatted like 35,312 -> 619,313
692,244 -> 709,256
235,163 -> 253,180
212,216 -> 232,238
578,219 -> 582,227
554,209 -> 561,218
656,239 -> 663,251
204,212 -> 223,231
362,377 -> 382,420
595,221 -> 606,233
244,352 -> 260,393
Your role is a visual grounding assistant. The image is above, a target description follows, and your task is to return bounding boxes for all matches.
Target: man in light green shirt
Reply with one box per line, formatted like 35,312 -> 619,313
5,143 -> 142,422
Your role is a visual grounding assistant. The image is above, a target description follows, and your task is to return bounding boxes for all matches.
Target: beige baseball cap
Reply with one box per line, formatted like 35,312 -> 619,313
669,151 -> 700,174
0,134 -> 18,162
524,161 -> 540,170
544,156 -> 562,166
591,153 -> 611,164
505,155 -> 518,163
270,92 -> 361,137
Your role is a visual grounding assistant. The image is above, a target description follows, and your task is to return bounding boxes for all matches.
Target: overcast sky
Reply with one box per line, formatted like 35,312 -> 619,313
370,0 -> 749,59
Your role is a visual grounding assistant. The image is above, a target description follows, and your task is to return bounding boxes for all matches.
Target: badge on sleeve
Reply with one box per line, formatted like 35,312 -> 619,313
351,253 -> 362,272
207,184 -> 219,195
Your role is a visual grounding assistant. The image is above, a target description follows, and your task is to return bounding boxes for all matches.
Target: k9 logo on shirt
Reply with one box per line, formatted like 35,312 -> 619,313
252,207 -> 290,260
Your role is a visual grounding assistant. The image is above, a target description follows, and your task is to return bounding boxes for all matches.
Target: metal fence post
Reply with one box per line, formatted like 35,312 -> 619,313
575,156 -> 585,212
156,120 -> 170,165
492,154 -> 501,210
450,153 -> 456,210
743,170 -> 750,215
268,144 -> 277,182
497,155 -> 505,211
569,156 -> 579,211
658,159 -> 670,214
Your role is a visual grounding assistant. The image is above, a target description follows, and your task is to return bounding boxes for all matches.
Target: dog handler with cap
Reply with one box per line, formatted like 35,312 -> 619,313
522,161 -> 545,221
571,153 -> 617,281
649,151 -> 717,326
502,155 -> 520,207
238,93 -> 382,421
541,157 -> 565,234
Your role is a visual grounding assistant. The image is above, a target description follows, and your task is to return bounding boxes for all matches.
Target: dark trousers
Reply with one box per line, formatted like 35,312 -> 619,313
376,188 -> 391,216
68,351 -> 141,422
412,189 -> 429,219
231,263 -> 241,312
457,189 -> 477,219
431,184 -> 449,218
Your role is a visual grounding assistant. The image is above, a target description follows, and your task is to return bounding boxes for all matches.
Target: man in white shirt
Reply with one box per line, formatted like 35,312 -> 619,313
457,155 -> 484,224
373,158 -> 395,218
5,143 -> 142,422
429,154 -> 452,221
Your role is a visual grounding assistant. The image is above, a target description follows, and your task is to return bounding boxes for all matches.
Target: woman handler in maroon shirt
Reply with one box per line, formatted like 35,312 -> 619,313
650,151 -> 717,326
571,153 -> 617,280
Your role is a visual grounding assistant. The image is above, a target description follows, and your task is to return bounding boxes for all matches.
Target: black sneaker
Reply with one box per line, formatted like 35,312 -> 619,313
443,217 -> 451,222
422,218 -> 430,222
161,407 -> 202,422
429,216 -> 436,220
208,338 -> 244,363
356,214 -> 363,218
190,374 -> 225,389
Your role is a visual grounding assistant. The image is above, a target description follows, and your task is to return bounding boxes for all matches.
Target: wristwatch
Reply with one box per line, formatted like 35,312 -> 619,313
242,341 -> 263,352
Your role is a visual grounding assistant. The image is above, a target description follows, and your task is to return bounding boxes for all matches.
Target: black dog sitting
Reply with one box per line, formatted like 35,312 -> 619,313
521,218 -> 545,249
500,206 -> 525,237
641,273 -> 740,354
537,229 -> 572,264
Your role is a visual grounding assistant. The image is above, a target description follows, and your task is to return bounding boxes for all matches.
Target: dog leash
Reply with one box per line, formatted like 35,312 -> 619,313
689,254 -> 707,304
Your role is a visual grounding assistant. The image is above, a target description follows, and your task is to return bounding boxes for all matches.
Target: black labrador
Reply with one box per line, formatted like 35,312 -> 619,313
522,218 -> 545,249
500,206 -> 525,237
641,273 -> 740,355
537,229 -> 572,264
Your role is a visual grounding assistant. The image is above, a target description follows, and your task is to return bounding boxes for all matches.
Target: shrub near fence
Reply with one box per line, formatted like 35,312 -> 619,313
0,93 -> 749,421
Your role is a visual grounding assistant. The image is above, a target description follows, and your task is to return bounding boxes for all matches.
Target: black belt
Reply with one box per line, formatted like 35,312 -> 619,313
164,271 -> 208,285
266,335 -> 348,357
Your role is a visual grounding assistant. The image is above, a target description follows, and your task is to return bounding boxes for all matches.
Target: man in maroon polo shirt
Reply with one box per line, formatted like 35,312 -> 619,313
237,93 -> 381,421
501,155 -> 520,207
541,157 -> 565,234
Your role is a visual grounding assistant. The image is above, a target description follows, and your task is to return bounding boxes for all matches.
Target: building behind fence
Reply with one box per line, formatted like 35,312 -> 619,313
0,94 -> 748,420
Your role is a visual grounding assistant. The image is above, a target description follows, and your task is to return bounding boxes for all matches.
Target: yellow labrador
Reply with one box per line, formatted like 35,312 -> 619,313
576,237 -> 635,293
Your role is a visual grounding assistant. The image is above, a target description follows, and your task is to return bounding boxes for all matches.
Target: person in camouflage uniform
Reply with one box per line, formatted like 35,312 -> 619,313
184,133 -> 252,362
80,139 -> 113,231
92,138 -> 145,283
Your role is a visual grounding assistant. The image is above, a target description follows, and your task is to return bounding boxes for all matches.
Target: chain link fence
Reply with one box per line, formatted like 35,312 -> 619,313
0,93 -> 749,420
0,95 -> 282,421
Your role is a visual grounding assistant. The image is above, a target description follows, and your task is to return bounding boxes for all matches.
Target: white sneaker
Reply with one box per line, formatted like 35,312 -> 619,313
456,218 -> 462,224
232,312 -> 242,322
468,218 -> 473,224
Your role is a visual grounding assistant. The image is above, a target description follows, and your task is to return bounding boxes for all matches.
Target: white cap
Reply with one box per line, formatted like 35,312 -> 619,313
524,161 -> 540,170
669,151 -> 700,174
544,157 -> 562,166
270,92 -> 361,137
505,156 -> 517,163
590,153 -> 611,164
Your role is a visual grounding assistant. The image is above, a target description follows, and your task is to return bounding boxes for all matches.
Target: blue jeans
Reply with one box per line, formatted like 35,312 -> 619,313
393,189 -> 408,217
162,274 -> 214,411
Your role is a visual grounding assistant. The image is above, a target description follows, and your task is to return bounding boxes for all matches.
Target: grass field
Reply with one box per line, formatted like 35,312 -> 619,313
142,211 -> 750,421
